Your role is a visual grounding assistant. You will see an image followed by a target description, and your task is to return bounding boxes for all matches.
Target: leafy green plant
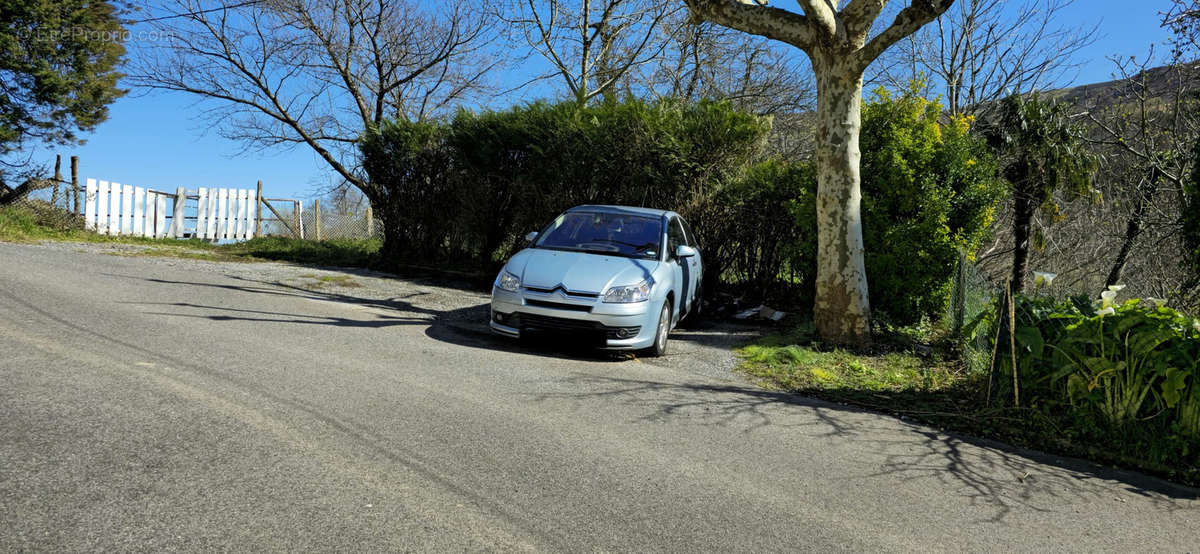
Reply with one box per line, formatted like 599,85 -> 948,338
993,291 -> 1200,441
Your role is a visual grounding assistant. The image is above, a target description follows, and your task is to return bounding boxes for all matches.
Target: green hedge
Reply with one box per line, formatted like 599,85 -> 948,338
361,99 -> 770,274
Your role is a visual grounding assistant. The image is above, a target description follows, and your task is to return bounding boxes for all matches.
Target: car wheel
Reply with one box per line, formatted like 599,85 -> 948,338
643,301 -> 671,357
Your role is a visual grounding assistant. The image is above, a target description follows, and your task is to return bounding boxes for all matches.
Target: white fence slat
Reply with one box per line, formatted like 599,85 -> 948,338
245,189 -> 257,240
206,189 -> 218,240
110,182 -> 125,236
108,182 -> 122,236
216,188 -> 228,240
96,181 -> 109,236
142,191 -> 155,238
120,184 -> 133,236
235,189 -> 247,239
196,188 -> 209,240
132,187 -> 145,236
155,194 -> 167,238
84,178 -> 97,231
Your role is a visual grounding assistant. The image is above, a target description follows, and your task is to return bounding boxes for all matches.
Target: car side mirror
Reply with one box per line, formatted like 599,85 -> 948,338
676,245 -> 697,258
525,231 -> 539,243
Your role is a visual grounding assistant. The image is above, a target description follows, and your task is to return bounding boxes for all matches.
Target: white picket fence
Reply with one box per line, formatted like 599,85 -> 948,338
83,179 -> 259,241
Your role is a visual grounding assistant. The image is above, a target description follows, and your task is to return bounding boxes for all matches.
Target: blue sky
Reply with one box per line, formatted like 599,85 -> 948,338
29,0 -> 1176,202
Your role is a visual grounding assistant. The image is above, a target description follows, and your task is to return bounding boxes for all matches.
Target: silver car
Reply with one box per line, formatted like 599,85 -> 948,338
489,205 -> 703,356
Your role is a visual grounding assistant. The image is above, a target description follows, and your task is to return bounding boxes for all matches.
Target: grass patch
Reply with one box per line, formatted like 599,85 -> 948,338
223,236 -> 381,267
301,274 -> 362,288
736,323 -> 979,419
1,205 -> 382,268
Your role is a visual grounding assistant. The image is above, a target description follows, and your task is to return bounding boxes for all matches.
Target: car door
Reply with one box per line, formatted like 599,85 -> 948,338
665,216 -> 693,319
679,216 -> 702,309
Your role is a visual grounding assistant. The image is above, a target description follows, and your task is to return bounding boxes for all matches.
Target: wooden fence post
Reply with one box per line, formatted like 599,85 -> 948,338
255,180 -> 262,237
170,186 -> 187,238
366,204 -> 374,238
314,199 -> 322,241
51,155 -> 62,207
293,200 -> 302,239
70,156 -> 79,215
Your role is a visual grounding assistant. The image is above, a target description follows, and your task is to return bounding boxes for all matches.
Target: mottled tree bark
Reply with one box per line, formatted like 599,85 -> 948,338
812,56 -> 872,341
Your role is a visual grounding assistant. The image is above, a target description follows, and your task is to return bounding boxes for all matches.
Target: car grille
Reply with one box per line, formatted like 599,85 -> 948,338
523,285 -> 599,298
511,312 -> 640,340
525,299 -> 593,312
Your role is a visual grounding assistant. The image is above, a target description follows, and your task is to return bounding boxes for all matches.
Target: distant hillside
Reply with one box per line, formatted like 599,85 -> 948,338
1045,63 -> 1199,109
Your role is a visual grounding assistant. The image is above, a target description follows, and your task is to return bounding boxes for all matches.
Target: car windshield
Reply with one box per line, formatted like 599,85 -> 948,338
533,211 -> 662,259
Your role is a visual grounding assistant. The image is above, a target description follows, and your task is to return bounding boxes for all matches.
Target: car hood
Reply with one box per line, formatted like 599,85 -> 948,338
507,248 -> 659,294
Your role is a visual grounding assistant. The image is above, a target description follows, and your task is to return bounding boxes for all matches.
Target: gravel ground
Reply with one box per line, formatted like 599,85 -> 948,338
36,239 -> 765,382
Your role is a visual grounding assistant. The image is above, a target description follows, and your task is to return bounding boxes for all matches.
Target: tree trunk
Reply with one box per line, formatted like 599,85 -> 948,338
1010,191 -> 1036,293
812,62 -> 872,345
1106,181 -> 1154,288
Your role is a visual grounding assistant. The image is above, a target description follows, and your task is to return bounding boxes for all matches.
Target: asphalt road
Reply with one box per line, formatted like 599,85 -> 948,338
1,242 -> 1197,552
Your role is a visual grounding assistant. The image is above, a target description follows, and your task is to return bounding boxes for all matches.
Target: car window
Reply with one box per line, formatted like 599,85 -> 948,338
667,217 -> 687,260
534,211 -> 661,259
680,217 -> 696,249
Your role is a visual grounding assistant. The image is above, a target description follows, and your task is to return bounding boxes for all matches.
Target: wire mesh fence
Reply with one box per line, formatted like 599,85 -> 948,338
947,248 -> 1004,374
300,203 -> 382,241
1,178 -> 87,231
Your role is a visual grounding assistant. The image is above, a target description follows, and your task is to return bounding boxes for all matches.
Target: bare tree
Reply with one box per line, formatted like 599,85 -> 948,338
639,14 -> 813,115
683,0 -> 954,345
132,0 -> 498,193
1081,52 -> 1200,296
873,0 -> 1098,116
494,0 -> 678,103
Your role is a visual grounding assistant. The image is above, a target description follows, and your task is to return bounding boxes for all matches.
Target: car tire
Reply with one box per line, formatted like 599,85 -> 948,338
643,301 -> 671,358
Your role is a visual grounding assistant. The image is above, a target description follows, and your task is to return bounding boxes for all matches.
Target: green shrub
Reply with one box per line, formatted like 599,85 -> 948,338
702,159 -> 816,305
859,85 -> 1006,324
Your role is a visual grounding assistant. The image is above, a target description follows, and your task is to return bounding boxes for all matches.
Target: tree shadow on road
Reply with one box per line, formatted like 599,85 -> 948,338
528,373 -> 1200,524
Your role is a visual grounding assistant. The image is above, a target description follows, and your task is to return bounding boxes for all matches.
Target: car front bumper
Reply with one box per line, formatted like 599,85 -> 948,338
489,287 -> 660,349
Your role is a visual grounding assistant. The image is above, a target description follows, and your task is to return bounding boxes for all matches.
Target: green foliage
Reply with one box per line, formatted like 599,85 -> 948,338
359,118 -> 466,264
225,236 -> 382,268
0,0 -> 126,156
980,93 -> 1097,290
991,293 -> 1200,470
859,86 -> 1005,324
702,159 -> 816,304
984,93 -> 1096,205
360,98 -> 770,272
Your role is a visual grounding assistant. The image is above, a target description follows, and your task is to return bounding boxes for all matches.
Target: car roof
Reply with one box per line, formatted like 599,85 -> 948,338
565,205 -> 673,218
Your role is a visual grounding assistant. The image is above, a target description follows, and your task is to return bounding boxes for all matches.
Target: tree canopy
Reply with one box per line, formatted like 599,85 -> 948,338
0,0 -> 126,160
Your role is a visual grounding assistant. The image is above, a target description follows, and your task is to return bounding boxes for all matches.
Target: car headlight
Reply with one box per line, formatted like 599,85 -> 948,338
497,271 -> 521,292
603,280 -> 651,303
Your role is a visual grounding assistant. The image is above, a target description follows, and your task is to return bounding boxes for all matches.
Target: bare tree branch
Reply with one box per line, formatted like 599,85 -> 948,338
131,0 -> 498,193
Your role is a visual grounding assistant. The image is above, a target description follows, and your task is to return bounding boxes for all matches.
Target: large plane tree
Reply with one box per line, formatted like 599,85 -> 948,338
682,0 -> 954,345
